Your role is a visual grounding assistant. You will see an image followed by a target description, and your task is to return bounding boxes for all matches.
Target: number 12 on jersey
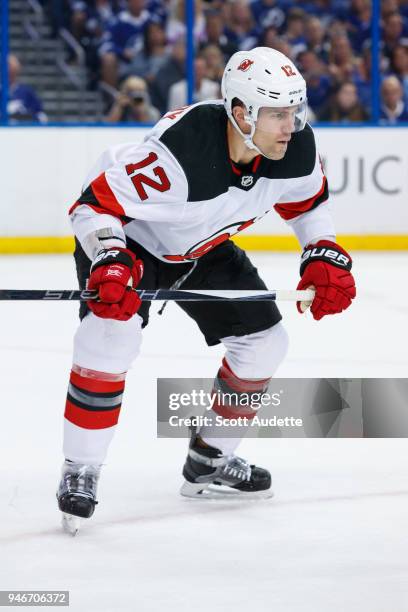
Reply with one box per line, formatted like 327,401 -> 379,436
126,152 -> 171,201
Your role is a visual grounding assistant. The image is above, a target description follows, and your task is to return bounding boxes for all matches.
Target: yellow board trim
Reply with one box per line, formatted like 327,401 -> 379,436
0,237 -> 76,254
0,235 -> 408,254
233,235 -> 408,251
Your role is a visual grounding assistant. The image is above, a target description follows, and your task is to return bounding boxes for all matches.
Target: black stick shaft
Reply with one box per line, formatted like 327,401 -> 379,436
0,289 -> 281,302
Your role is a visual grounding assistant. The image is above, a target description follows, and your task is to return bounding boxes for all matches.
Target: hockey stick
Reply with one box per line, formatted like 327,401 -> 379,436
0,289 -> 315,302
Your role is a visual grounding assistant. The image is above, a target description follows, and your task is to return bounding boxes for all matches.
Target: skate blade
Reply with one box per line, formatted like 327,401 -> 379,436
180,480 -> 274,501
61,513 -> 82,536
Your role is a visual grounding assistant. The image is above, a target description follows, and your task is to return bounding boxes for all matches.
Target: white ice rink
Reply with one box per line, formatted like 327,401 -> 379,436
0,252 -> 407,612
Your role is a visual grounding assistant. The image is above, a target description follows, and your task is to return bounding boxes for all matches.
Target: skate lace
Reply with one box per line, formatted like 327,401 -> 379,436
64,465 -> 99,499
221,456 -> 251,482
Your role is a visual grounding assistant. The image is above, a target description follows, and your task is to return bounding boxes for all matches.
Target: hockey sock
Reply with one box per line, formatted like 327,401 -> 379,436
63,364 -> 126,465
198,357 -> 271,456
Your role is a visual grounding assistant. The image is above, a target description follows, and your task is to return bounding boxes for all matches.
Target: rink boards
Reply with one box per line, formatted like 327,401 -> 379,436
0,126 -> 407,251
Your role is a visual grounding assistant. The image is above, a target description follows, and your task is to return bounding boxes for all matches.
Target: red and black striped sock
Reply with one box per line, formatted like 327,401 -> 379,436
64,366 -> 126,430
211,357 -> 271,420
197,358 -> 272,456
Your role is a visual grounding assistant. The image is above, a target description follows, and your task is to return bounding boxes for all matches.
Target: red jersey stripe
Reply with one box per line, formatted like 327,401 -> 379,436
252,155 -> 261,173
274,176 -> 328,221
68,201 -> 126,224
230,160 -> 242,176
91,173 -> 127,217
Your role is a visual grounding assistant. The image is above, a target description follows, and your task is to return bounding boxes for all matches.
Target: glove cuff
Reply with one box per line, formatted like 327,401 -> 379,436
91,248 -> 135,273
300,240 -> 352,276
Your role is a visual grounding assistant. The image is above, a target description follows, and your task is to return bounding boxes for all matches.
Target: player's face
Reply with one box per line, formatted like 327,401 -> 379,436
252,106 -> 299,160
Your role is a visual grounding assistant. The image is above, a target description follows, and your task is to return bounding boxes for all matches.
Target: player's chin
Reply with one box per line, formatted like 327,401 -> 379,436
265,146 -> 287,160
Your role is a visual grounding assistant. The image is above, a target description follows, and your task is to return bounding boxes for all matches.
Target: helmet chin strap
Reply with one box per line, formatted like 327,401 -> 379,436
229,112 -> 268,158
243,115 -> 265,156
229,111 -> 281,160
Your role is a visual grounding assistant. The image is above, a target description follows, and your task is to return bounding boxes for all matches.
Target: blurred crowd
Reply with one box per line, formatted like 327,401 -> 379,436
7,54 -> 48,124
8,0 -> 408,123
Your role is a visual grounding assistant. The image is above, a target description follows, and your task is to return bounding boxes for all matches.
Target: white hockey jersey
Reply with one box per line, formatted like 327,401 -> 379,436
70,101 -> 335,262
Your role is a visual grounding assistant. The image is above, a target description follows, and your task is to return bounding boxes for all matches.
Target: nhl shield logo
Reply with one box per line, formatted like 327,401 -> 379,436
241,175 -> 254,187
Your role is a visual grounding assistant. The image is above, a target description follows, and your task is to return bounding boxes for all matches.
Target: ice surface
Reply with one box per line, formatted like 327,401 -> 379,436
0,253 -> 407,612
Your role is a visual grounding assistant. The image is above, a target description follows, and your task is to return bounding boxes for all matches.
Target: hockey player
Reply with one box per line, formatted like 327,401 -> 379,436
57,47 -> 356,531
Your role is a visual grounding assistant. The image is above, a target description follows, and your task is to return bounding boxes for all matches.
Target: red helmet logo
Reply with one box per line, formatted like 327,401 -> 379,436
237,59 -> 254,72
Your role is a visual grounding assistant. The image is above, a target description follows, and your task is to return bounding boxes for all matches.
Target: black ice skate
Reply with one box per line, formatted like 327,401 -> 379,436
57,460 -> 100,535
180,435 -> 273,499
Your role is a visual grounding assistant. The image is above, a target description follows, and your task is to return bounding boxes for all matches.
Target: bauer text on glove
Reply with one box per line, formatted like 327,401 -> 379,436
296,240 -> 356,321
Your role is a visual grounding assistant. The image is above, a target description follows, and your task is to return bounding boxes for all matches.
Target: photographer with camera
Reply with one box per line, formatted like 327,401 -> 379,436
105,75 -> 161,123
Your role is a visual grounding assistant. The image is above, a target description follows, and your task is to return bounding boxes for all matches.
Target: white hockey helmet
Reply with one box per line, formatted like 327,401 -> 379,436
221,47 -> 307,155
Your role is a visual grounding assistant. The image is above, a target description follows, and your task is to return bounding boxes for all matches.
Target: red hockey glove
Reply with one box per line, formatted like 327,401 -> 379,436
87,248 -> 144,321
296,240 -> 356,321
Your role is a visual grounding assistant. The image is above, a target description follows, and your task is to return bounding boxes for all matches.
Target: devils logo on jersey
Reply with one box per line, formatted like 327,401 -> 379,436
237,59 -> 254,72
163,216 -> 267,262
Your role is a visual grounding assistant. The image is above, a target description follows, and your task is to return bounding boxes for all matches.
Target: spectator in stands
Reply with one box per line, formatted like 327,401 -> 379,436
124,22 -> 168,82
382,0 -> 402,21
201,10 -> 238,60
70,1 -> 119,47
318,81 -> 368,122
353,43 -> 372,112
328,34 -> 362,87
200,44 -> 225,82
99,0 -> 154,87
167,57 -> 220,111
224,0 -> 259,51
250,0 -> 286,32
7,54 -> 47,124
105,75 -> 160,122
166,0 -> 206,45
380,75 -> 408,122
259,26 -> 292,59
283,8 -> 307,57
258,24 -> 278,48
69,1 -> 119,87
146,0 -> 168,27
272,37 -> 293,59
150,37 -> 186,114
382,12 -> 408,62
297,50 -> 332,114
41,0 -> 72,37
327,18 -> 349,42
70,2 -> 97,42
297,0 -> 333,20
396,0 -> 408,21
347,0 -> 371,53
389,44 -> 408,104
304,16 -> 328,63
